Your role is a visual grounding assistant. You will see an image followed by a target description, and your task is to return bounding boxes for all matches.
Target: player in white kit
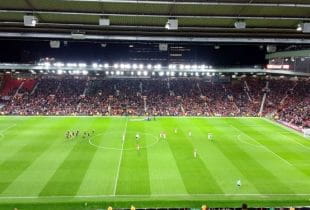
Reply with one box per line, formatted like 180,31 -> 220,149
237,179 -> 242,187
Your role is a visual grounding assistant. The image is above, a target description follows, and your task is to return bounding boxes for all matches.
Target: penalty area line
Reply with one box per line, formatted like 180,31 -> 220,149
0,124 -> 17,133
229,125 -> 293,166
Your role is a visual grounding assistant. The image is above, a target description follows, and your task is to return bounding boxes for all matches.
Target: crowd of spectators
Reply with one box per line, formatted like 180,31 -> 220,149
0,76 -> 309,128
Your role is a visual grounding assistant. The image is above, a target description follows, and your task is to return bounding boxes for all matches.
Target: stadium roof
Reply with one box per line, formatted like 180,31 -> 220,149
0,0 -> 310,43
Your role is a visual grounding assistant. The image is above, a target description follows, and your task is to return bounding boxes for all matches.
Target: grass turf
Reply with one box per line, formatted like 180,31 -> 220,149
0,116 -> 309,209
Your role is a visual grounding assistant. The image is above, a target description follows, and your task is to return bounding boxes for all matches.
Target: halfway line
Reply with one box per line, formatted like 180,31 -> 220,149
113,117 -> 128,195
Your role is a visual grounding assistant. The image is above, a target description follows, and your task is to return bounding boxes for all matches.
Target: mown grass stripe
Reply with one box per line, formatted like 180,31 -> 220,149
77,118 -> 124,196
39,118 -> 103,196
227,118 -> 310,191
0,118 -> 48,164
263,118 -> 310,140
254,119 -> 310,149
113,117 -> 128,195
146,119 -> 188,195
190,118 -> 261,194
0,116 -> 308,208
116,120 -> 151,195
202,118 -> 295,194
232,118 -> 310,177
2,118 -> 89,196
0,117 -> 67,194
163,118 -> 223,194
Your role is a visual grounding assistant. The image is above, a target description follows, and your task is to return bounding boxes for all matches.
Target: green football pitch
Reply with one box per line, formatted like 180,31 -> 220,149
0,116 -> 309,209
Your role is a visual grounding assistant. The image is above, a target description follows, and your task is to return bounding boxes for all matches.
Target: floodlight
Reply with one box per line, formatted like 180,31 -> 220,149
71,32 -> 85,40
50,40 -> 60,48
165,18 -> 178,30
302,23 -> 310,33
159,43 -> 168,51
67,63 -> 77,67
78,63 -> 87,68
126,64 -> 131,69
296,23 -> 310,32
297,23 -> 303,32
234,20 -> 246,29
156,64 -> 162,69
24,15 -> 38,27
99,17 -> 110,26
54,62 -> 64,67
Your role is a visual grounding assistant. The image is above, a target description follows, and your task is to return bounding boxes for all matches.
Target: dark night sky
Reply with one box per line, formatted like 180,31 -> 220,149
0,39 -> 268,66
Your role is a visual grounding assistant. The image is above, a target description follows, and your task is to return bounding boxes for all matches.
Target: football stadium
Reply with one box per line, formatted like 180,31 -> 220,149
0,1 -> 309,210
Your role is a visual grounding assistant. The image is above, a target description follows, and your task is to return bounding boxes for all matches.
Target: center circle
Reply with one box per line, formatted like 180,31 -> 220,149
88,131 -> 159,151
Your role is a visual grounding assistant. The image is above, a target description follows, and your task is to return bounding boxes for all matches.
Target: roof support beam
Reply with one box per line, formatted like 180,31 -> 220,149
60,0 -> 310,8
0,9 -> 309,21
0,32 -> 310,44
0,21 -> 299,33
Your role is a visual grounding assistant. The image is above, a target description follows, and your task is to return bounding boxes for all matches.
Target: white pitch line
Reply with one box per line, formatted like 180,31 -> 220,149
229,125 -> 293,166
0,124 -> 16,133
263,118 -> 310,150
262,132 -> 310,150
262,118 -> 305,138
0,193 -> 309,200
236,134 -> 262,148
113,117 -> 128,195
88,131 -> 159,151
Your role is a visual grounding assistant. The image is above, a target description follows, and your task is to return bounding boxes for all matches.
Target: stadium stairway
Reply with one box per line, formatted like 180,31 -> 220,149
259,81 -> 269,116
0,76 -> 37,96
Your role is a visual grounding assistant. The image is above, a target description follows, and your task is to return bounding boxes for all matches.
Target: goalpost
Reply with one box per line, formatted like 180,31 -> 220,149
302,128 -> 310,138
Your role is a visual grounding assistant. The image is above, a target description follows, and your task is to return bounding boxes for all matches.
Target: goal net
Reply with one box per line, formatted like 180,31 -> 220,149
302,128 -> 310,138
